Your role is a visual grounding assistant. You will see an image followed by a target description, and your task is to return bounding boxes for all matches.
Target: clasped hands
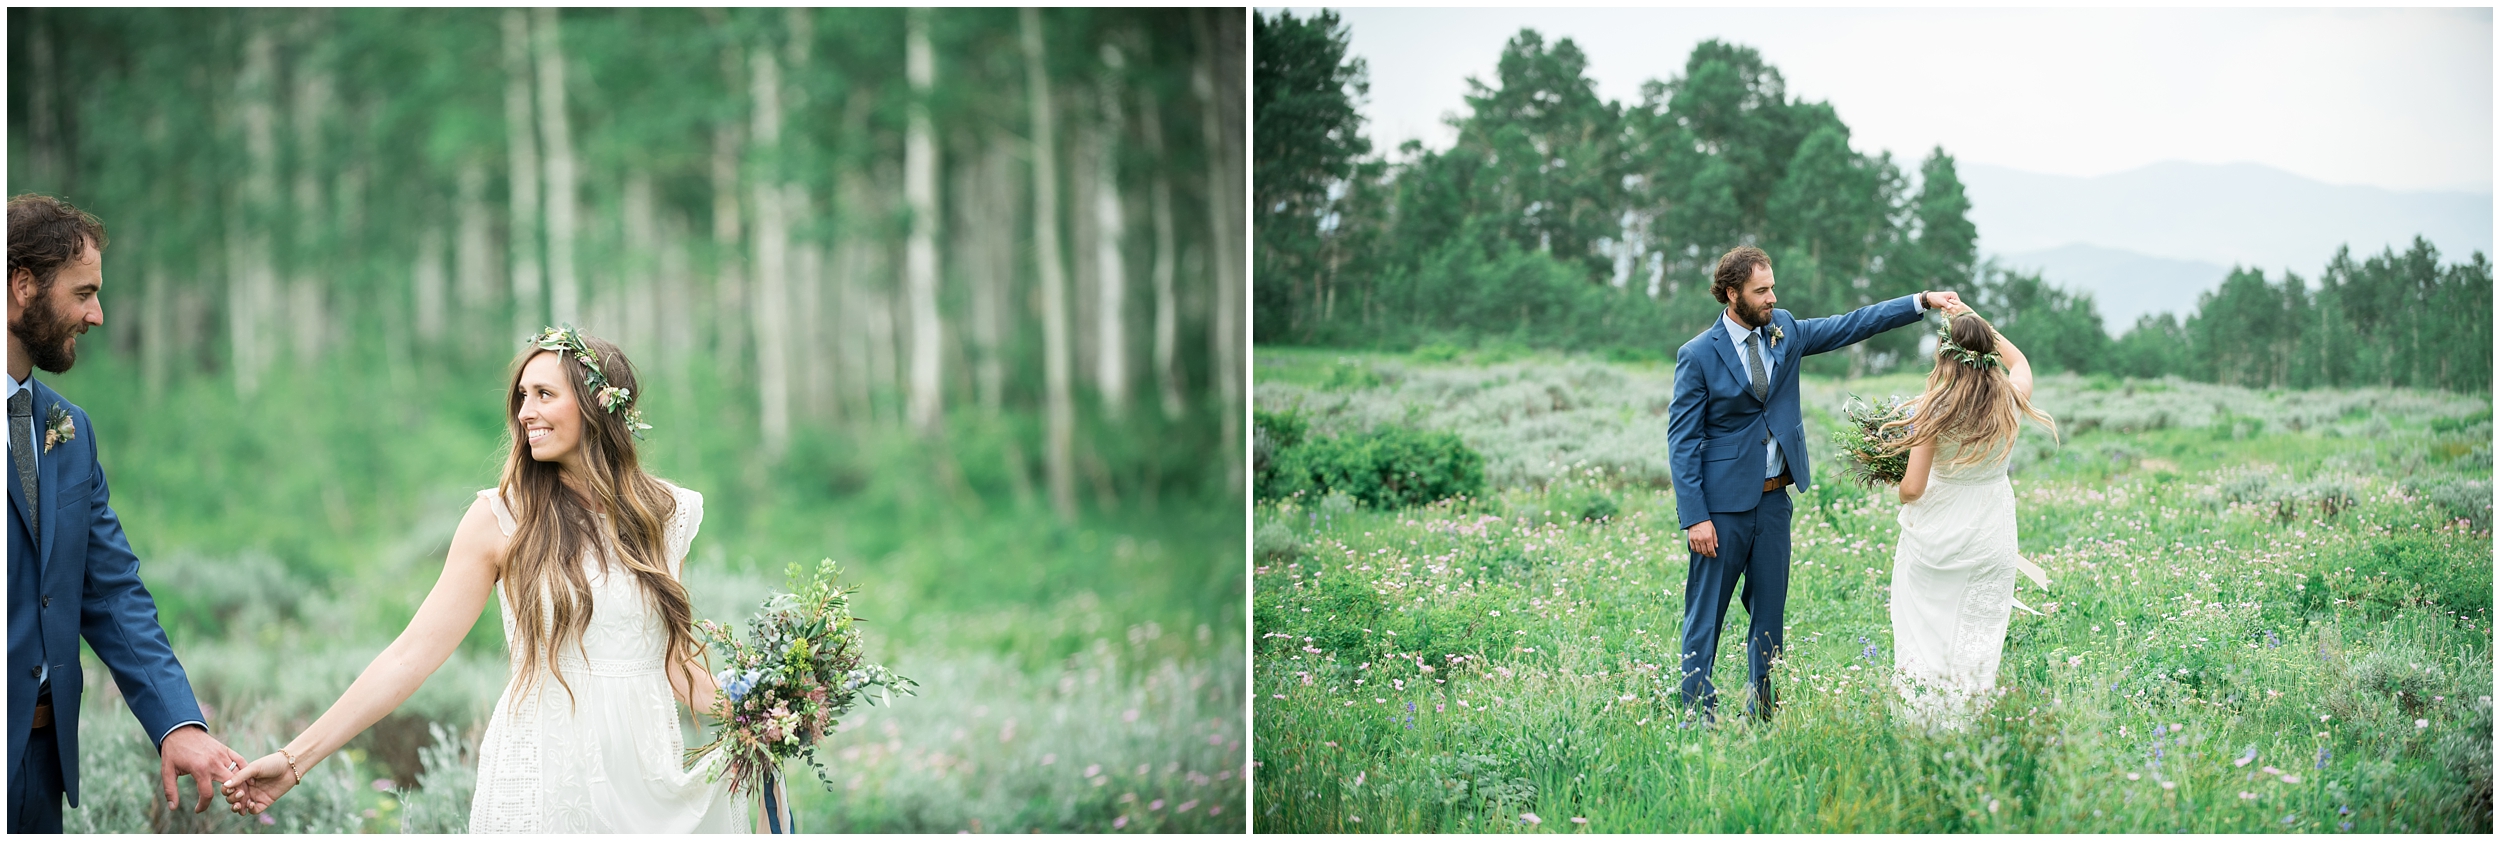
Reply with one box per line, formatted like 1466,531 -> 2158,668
1923,289 -> 1967,315
149,724 -> 303,818
220,748 -> 305,816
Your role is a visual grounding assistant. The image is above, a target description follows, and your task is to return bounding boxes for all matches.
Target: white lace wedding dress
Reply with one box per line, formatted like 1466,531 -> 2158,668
1888,438 -> 2048,731
466,484 -> 752,833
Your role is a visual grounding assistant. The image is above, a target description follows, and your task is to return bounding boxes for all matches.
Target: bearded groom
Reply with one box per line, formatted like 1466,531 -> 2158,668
1667,245 -> 1960,722
9,194 -> 246,832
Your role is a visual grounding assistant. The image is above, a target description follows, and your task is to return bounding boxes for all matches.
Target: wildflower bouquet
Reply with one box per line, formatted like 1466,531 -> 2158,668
689,559 -> 915,802
1831,394 -> 1914,487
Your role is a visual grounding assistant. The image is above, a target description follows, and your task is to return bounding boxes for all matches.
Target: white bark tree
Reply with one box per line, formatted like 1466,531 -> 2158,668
1139,80 -> 1183,420
1092,44 -> 1132,419
1195,9 -> 1245,491
287,23 -> 333,369
904,7 -> 945,434
454,159 -> 497,342
1023,8 -> 1078,522
533,7 -> 580,328
413,225 -> 447,344
502,9 -> 542,340
749,42 -> 793,455
621,172 -> 658,353
228,21 -> 278,398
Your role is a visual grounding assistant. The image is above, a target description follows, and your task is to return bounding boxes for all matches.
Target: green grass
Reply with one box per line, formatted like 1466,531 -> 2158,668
47,345 -> 1243,833
1251,348 -> 2491,833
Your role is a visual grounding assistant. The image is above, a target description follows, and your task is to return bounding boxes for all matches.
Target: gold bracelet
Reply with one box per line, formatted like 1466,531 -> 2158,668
277,747 -> 305,785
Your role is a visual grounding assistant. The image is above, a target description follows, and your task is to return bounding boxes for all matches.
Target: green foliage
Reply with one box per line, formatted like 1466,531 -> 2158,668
2303,535 -> 2493,621
1252,29 -> 1974,370
1975,261 -> 2109,375
1253,520 -> 1303,563
1253,9 -> 1370,228
396,723 -> 479,833
1256,359 -> 2491,832
2116,240 -> 2492,393
1261,425 -> 1488,510
1832,393 -> 1913,486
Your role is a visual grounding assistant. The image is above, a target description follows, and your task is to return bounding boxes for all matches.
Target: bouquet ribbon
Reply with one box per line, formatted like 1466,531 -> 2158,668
763,772 -> 793,833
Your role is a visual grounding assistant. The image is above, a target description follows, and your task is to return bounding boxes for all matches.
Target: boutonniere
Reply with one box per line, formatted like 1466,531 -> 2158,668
1765,324 -> 1784,350
42,406 -> 74,453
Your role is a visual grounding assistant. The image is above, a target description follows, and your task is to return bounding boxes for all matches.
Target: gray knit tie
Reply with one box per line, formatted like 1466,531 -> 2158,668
10,388 -> 34,542
1745,332 -> 1769,401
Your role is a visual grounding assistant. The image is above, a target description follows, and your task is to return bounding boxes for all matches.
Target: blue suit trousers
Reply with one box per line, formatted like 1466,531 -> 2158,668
11,720 -> 62,833
1678,486 -> 1791,717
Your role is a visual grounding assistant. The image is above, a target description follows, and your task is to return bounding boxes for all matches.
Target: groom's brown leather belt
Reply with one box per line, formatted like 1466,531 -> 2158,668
1763,471 -> 1794,493
30,697 -> 52,730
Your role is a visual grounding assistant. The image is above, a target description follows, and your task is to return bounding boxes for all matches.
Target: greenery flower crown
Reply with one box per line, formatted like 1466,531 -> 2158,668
1936,313 -> 2006,373
528,324 -> 653,440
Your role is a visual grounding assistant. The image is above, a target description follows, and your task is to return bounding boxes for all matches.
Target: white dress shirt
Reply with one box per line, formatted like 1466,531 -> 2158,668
1722,293 -> 1929,479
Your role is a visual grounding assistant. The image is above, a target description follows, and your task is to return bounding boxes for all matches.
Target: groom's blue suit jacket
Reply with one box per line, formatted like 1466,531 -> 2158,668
1669,295 -> 1925,530
9,379 -> 203,808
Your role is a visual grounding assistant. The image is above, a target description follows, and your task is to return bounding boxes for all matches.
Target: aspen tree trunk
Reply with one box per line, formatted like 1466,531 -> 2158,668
904,7 -> 945,434
981,139 -> 1020,416
503,9 -> 543,340
749,44 -> 792,455
1195,9 -> 1245,492
139,264 -> 171,399
1069,113 -> 1098,394
1023,7 -> 1078,522
953,136 -> 1016,417
834,174 -> 874,426
534,8 -> 580,328
24,17 -> 62,188
782,9 -> 827,429
1092,47 -> 1131,419
414,225 -> 447,344
228,22 -> 278,399
788,185 -> 832,422
657,212 -> 695,413
455,160 -> 496,344
710,121 -> 746,382
287,31 -> 332,369
622,173 -> 658,353
1139,86 -> 1183,420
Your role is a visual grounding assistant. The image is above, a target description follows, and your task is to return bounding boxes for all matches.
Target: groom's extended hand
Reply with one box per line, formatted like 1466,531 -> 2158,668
160,725 -> 248,813
1922,290 -> 1964,312
1687,521 -> 1719,558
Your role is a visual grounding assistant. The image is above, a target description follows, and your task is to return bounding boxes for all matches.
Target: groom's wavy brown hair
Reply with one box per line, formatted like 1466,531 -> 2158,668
495,333 -> 698,709
1880,311 -> 2057,466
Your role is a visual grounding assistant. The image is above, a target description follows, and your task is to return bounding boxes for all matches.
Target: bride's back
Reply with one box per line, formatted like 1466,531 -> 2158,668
1927,436 -> 2012,483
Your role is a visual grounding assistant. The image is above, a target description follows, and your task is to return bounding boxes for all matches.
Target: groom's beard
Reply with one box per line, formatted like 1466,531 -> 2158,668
9,294 -> 85,374
1732,298 -> 1772,329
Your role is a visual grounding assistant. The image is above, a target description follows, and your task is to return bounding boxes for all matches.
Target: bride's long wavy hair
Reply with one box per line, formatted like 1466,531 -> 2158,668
1880,311 -> 2058,466
496,334 -> 696,708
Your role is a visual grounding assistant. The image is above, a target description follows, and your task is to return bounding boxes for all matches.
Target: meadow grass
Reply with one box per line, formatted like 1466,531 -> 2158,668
1251,348 -> 2491,833
47,348 -> 1244,833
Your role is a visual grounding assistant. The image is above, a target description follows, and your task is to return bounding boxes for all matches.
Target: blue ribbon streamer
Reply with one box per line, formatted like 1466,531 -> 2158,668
763,773 -> 790,834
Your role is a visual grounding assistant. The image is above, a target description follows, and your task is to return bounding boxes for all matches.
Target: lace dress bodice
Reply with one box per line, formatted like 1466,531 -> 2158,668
465,484 -> 750,833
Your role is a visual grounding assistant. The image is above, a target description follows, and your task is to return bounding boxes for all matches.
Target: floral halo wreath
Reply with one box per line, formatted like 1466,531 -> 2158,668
1935,312 -> 2006,373
527,324 -> 653,440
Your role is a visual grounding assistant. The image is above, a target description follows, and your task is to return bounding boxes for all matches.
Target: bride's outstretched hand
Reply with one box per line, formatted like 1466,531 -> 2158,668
221,752 -> 300,816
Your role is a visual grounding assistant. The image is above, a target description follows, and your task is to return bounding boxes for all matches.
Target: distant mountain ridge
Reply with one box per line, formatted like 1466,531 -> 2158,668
1962,162 -> 2492,331
1992,244 -> 2231,335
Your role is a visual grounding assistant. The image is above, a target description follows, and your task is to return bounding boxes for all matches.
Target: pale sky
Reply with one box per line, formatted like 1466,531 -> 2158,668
1287,6 -> 2493,194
